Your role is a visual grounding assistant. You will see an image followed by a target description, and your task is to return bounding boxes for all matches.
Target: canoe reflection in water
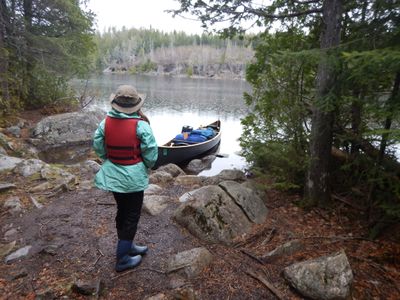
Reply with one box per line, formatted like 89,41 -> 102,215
153,120 -> 221,169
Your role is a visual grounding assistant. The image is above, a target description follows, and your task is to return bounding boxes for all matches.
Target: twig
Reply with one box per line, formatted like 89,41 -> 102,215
92,249 -> 105,267
244,269 -> 285,300
240,249 -> 264,265
260,228 -> 276,246
349,255 -> 400,293
111,267 -> 166,280
97,202 -> 116,206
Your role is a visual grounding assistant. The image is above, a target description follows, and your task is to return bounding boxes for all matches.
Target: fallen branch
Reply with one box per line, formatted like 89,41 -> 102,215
234,227 -> 275,248
331,194 -> 366,211
240,249 -> 264,265
111,267 -> 166,280
298,235 -> 378,243
244,269 -> 285,300
260,228 -> 276,246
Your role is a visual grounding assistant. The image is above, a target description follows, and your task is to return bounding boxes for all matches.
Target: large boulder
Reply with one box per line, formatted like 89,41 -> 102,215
174,185 -> 253,245
283,250 -> 354,300
204,169 -> 246,185
219,180 -> 268,224
155,164 -> 185,177
30,110 -> 103,149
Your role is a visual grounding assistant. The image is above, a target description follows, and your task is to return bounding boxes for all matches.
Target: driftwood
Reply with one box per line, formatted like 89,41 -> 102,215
245,269 -> 285,300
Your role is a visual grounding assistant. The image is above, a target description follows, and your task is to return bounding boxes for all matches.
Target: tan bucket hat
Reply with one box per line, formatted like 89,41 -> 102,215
109,85 -> 145,114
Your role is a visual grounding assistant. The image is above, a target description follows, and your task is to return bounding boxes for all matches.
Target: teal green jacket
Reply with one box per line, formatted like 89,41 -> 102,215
93,110 -> 158,193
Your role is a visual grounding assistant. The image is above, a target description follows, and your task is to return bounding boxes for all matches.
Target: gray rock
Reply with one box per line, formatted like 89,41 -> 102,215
72,279 -> 102,296
219,180 -> 268,224
0,154 -> 23,172
0,182 -> 16,191
82,160 -> 101,173
175,175 -> 204,186
283,250 -> 354,300
174,185 -> 253,244
40,244 -> 61,256
149,171 -> 174,184
5,245 -> 32,263
78,180 -> 94,190
4,228 -> 18,240
186,155 -> 216,174
263,240 -> 303,261
4,196 -> 22,214
167,247 -> 213,278
14,158 -> 47,177
156,163 -> 185,177
145,184 -> 163,195
204,169 -> 246,185
241,180 -> 267,200
5,126 -> 21,137
143,195 -> 170,215
145,293 -> 168,300
179,190 -> 198,203
31,110 -> 103,149
0,146 -> 7,155
29,181 -> 53,193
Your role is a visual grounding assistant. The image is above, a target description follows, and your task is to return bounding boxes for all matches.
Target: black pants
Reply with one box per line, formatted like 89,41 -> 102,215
112,191 -> 144,241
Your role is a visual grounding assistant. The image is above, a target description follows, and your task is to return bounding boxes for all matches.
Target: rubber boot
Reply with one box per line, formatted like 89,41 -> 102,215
115,254 -> 142,272
129,242 -> 148,256
115,240 -> 142,272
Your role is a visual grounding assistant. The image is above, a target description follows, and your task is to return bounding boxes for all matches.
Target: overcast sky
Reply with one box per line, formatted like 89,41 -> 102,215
86,0 -> 205,34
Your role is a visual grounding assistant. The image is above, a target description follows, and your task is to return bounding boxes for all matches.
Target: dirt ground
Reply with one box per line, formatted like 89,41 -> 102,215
0,111 -> 399,299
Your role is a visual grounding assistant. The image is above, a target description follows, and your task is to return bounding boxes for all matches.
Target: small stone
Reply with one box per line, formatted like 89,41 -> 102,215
5,245 -> 32,263
167,247 -> 213,278
39,244 -> 60,256
4,228 -> 18,239
3,196 -> 22,214
145,293 -> 168,300
29,181 -> 53,193
6,126 -> 21,138
72,279 -> 102,296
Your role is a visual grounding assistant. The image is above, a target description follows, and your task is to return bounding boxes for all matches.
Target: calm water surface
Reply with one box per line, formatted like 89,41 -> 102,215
80,74 -> 251,176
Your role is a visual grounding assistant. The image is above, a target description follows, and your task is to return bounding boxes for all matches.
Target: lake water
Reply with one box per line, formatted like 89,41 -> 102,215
77,73 -> 251,176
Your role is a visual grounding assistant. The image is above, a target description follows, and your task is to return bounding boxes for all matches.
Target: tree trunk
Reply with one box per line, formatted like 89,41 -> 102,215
306,0 -> 342,206
0,0 -> 10,112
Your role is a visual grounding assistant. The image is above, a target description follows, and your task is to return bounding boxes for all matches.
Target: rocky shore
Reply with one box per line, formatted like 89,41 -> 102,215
0,110 -> 397,299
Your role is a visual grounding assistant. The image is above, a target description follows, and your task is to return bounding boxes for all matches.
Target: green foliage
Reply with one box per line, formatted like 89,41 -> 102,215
187,65 -> 194,77
0,0 -> 95,113
131,59 -> 157,74
240,30 -> 316,189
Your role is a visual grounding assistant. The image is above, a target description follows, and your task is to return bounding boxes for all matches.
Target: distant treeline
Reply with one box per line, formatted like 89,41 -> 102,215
92,27 -> 255,77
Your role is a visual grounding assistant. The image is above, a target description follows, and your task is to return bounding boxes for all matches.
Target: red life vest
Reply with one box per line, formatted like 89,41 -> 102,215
104,117 -> 143,165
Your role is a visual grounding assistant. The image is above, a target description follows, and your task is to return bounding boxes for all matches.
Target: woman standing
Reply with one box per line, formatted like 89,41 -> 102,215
93,85 -> 158,272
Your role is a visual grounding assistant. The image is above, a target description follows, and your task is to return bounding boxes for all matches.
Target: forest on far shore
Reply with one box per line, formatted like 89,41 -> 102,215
92,28 -> 255,78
